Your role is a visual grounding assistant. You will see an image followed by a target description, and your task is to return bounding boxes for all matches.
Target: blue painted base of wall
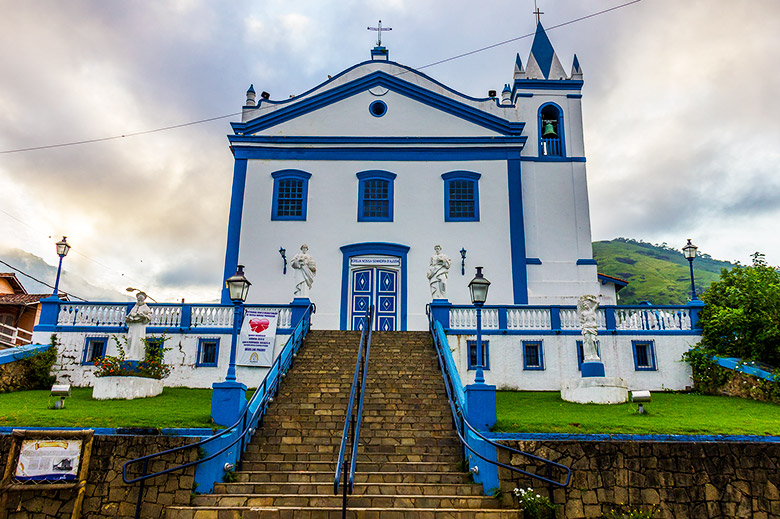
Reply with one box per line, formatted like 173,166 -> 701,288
465,383 -> 497,431
210,381 -> 247,427
581,361 -> 605,378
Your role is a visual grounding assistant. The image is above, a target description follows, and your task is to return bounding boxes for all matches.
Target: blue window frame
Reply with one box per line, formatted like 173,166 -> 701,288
271,169 -> 312,221
196,338 -> 220,367
467,340 -> 489,370
82,337 -> 107,365
442,171 -> 481,222
523,341 -> 544,370
357,171 -> 395,222
632,340 -> 657,371
538,103 -> 565,157
576,340 -> 601,371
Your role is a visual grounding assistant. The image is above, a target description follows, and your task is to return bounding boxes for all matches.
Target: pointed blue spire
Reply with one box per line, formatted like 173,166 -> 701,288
526,23 -> 567,80
247,84 -> 255,94
515,53 -> 523,70
571,54 -> 583,79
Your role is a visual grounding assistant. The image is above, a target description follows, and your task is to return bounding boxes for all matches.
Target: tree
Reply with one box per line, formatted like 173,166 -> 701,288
698,253 -> 780,366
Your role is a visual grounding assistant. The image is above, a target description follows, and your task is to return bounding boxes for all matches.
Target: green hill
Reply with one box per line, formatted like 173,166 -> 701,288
592,238 -> 736,305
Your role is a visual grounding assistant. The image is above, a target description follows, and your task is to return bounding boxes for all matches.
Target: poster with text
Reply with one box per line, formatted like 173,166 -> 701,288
236,309 -> 278,367
15,439 -> 82,482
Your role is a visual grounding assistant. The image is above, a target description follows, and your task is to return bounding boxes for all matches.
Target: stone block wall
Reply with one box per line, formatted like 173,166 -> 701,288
0,434 -> 199,518
0,361 -> 29,392
497,440 -> 780,519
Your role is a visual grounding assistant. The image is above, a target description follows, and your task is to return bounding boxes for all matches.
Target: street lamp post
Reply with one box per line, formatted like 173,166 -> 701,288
468,267 -> 490,384
682,239 -> 698,301
52,237 -> 71,298
211,265 -> 251,426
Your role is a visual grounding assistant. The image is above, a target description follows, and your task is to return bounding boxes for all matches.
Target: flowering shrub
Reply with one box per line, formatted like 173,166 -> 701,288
94,335 -> 172,379
513,487 -> 559,519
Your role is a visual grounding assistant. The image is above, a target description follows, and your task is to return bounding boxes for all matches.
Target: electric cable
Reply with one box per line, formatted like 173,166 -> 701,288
0,259 -> 88,302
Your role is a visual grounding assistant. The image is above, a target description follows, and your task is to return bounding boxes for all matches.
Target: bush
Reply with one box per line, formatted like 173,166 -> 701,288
18,335 -> 58,389
513,487 -> 559,519
698,253 -> 780,365
94,334 -> 172,379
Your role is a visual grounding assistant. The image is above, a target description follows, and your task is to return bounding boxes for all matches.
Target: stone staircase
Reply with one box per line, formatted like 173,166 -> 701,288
166,330 -> 520,518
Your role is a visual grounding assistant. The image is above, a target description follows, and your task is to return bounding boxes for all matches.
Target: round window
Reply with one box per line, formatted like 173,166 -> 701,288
369,100 -> 387,117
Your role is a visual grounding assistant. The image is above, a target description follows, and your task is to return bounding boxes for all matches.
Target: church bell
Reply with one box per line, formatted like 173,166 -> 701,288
542,121 -> 557,138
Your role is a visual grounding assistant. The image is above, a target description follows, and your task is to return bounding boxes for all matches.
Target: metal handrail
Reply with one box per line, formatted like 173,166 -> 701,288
121,303 -> 315,518
427,307 -> 572,488
333,305 -> 373,517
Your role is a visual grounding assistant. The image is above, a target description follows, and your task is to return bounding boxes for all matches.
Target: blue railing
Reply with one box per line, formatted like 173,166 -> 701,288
334,305 -> 373,518
540,137 -> 562,156
121,303 -> 315,519
428,309 -> 572,490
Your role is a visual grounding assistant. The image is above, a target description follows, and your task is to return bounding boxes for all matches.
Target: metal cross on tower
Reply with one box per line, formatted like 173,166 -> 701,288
368,20 -> 392,46
533,0 -> 544,24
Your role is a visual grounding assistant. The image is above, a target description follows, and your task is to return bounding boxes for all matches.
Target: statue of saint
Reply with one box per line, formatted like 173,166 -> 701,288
291,244 -> 317,298
427,245 -> 451,299
577,294 -> 600,363
125,292 -> 153,360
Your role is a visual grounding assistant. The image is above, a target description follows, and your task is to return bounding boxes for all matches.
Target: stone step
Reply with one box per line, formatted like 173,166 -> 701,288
240,452 -> 462,463
214,482 -> 485,496
166,506 -> 521,518
234,471 -> 471,484
244,444 -> 463,456
190,493 -> 504,509
254,435 -> 460,447
239,461 -> 459,473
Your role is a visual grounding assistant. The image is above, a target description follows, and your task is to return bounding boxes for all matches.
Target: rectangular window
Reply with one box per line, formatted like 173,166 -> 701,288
83,337 -> 107,365
276,179 -> 304,217
523,341 -> 544,370
362,179 -> 389,218
632,341 -> 657,371
448,180 -> 475,219
576,340 -> 600,371
467,340 -> 490,370
197,338 -> 219,367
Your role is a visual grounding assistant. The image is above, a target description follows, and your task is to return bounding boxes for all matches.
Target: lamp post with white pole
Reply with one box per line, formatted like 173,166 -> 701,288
211,265 -> 251,426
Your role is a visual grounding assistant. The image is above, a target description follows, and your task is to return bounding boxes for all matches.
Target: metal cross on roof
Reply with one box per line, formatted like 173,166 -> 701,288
533,0 -> 544,24
368,20 -> 392,47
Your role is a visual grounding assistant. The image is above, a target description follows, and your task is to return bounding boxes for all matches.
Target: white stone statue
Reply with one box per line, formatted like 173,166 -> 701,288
577,294 -> 600,362
427,245 -> 452,299
291,244 -> 317,298
125,292 -> 153,360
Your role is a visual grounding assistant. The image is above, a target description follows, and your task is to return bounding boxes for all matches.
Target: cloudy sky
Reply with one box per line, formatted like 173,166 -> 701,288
1,0 -> 779,303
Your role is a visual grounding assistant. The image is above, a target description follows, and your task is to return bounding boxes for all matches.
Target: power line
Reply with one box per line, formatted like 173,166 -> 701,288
0,1 -> 641,156
0,259 -> 87,302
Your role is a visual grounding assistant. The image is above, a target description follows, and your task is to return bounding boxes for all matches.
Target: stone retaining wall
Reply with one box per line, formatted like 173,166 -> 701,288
497,440 -> 780,519
0,434 -> 198,518
0,362 -> 29,392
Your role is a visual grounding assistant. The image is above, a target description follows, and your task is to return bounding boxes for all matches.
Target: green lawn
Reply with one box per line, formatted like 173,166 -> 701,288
495,391 -> 780,436
0,388 -> 214,429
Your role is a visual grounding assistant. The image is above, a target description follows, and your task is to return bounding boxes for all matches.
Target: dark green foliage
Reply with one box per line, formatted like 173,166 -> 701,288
681,347 -> 731,394
698,253 -> 780,366
15,334 -> 58,390
593,238 -> 734,305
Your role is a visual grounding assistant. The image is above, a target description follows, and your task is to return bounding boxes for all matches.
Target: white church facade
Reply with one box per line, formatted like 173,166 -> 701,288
222,23 -> 613,332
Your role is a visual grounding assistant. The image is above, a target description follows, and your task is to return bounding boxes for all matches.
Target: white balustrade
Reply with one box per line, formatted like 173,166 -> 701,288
448,308 -> 499,330
190,306 -> 234,328
57,304 -> 128,327
559,308 -> 579,330
506,308 -> 551,330
150,306 -> 182,327
615,308 -> 692,331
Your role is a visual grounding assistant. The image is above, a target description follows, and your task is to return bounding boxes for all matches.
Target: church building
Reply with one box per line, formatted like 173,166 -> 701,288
222,22 -> 617,331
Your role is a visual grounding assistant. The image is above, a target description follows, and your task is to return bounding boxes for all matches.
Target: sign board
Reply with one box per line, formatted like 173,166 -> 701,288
236,309 -> 279,367
15,439 -> 82,482
350,257 -> 400,267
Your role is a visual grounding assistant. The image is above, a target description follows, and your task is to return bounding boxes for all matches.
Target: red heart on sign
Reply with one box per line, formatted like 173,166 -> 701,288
249,318 -> 270,333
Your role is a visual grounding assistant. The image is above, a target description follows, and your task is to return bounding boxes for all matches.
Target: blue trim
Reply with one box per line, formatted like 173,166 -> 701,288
270,169 -> 311,221
632,340 -> 657,371
221,159 -> 248,304
576,258 -> 597,265
566,94 -> 583,99
229,135 -> 528,146
339,242 -> 409,331
369,100 -> 387,117
442,171 -> 481,222
598,273 -> 628,288
231,146 -> 525,162
233,69 -> 525,137
507,159 -> 528,304
713,357 -> 780,381
196,338 -> 220,367
513,80 -> 584,91
515,93 -> 534,98
467,340 -> 490,370
485,432 -> 780,443
0,427 -> 214,437
0,343 -> 51,366
538,102 -> 565,158
521,156 -> 586,163
525,258 -> 542,265
356,170 -> 396,222
82,336 -> 108,365
522,340 -> 544,370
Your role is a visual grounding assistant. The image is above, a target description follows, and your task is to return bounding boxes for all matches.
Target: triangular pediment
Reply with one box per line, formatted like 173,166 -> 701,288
232,64 -> 524,137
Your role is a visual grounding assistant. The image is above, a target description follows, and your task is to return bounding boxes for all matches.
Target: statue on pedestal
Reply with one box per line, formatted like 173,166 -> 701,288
125,292 -> 152,360
577,294 -> 600,362
291,244 -> 317,298
427,245 -> 451,299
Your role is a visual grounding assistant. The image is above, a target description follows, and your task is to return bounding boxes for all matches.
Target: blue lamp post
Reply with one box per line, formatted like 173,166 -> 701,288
211,265 -> 251,425
468,267 -> 490,384
52,237 -> 71,298
683,239 -> 698,301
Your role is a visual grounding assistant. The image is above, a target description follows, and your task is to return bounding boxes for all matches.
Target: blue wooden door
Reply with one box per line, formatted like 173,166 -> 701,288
350,268 -> 398,331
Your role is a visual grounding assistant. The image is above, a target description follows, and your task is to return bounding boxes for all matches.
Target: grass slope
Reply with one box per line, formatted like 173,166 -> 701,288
593,238 -> 735,305
0,388 -> 214,429
495,391 -> 780,436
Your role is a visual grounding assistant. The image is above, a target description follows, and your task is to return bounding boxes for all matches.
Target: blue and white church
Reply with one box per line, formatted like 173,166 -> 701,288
223,23 -> 614,332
